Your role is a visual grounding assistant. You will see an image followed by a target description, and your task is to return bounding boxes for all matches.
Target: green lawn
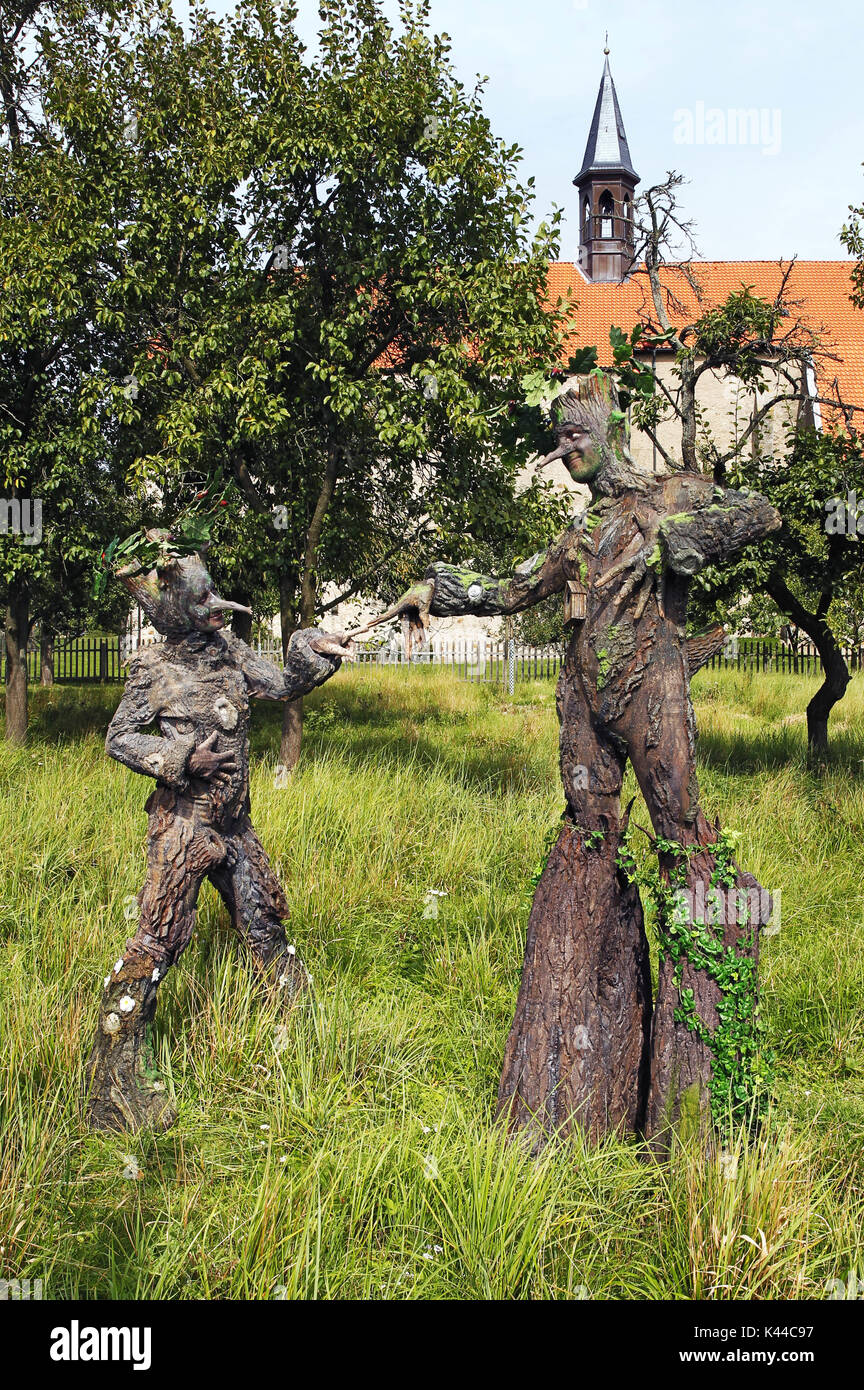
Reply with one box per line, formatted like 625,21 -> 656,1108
2,666 -> 864,1299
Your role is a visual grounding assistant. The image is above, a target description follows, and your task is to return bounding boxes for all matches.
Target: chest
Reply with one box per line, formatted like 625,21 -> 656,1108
560,505 -> 658,629
153,657 -> 249,731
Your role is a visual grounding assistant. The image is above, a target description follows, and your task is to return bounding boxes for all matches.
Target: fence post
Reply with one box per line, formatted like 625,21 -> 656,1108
99,639 -> 108,683
504,618 -> 515,696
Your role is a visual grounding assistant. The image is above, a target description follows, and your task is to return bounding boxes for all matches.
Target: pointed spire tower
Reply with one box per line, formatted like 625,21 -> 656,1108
574,46 -> 639,282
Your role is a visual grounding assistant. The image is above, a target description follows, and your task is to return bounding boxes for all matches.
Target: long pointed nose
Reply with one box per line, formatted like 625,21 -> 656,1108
209,595 -> 253,616
536,438 -> 572,469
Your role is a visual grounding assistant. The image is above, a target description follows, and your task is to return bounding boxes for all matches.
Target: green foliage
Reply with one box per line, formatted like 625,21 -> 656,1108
693,427 -> 864,641
92,471 -> 234,599
617,829 -> 773,1130
110,0 -> 572,626
692,286 -> 784,388
0,0 -> 141,634
2,668 -> 864,1298
513,591 -> 565,646
608,324 -> 658,411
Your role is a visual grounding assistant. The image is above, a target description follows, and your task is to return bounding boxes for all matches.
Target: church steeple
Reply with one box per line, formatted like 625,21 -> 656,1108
574,49 -> 639,282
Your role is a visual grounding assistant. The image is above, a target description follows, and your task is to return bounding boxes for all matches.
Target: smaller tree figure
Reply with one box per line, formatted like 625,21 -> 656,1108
85,525 -> 353,1133
362,372 -> 781,1151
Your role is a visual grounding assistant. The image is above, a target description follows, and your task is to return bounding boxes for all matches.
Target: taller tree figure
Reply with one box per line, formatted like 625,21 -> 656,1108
363,373 -> 781,1150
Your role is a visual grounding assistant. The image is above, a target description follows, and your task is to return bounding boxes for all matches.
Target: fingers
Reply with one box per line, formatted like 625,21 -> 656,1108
306,629 -> 357,661
594,537 -> 645,590
352,581 -> 434,636
201,730 -> 219,749
352,611 -> 391,635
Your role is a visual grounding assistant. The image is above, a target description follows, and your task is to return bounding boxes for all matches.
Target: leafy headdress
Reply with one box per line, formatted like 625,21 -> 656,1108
93,474 -> 245,636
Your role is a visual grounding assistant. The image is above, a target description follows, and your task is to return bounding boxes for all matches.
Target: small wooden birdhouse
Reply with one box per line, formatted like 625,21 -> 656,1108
563,577 -> 587,625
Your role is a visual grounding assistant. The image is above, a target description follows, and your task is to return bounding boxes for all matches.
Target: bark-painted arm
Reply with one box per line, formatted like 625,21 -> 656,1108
358,531 -> 572,642
106,656 -> 197,790
230,628 -> 352,701
658,486 -> 781,577
426,537 -> 570,617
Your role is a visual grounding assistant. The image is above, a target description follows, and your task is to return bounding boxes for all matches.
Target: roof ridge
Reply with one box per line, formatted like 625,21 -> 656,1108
549,258 -> 856,270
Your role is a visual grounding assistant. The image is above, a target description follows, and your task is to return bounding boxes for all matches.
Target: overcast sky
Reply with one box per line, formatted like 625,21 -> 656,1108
201,0 -> 864,263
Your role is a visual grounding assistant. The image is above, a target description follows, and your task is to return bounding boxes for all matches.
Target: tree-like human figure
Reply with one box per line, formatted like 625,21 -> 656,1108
361,373 -> 782,1152
85,529 -> 354,1133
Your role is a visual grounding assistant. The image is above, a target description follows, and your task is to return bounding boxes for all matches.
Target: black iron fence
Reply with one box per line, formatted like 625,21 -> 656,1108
13,632 -> 864,687
702,641 -> 864,676
23,635 -> 124,684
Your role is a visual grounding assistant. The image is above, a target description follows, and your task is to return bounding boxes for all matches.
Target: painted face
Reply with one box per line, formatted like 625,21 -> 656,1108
188,572 -> 230,633
122,554 -> 251,636
537,425 -> 602,482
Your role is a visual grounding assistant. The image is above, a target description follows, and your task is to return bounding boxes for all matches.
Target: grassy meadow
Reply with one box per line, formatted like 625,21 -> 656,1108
1,664 -> 864,1300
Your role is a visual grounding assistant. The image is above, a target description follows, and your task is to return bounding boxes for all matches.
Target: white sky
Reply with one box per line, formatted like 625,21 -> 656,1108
195,0 -> 864,262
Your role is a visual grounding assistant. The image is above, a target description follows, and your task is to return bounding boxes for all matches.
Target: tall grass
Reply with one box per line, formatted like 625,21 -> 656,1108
1,667 -> 863,1299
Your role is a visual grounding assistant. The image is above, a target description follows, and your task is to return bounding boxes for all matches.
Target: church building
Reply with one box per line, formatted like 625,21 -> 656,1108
547,52 -> 863,476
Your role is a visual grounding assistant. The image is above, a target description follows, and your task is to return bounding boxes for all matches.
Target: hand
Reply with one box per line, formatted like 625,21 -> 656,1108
187,731 -> 238,780
306,629 -> 357,662
353,580 -> 435,651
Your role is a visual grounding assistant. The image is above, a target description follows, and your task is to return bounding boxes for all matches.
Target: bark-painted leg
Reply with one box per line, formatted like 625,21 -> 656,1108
84,812 -> 227,1132
497,664 -> 652,1149
209,816 -> 307,1001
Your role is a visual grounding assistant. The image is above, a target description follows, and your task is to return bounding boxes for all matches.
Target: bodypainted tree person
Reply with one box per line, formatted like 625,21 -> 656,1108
85,529 -> 354,1132
362,373 -> 781,1151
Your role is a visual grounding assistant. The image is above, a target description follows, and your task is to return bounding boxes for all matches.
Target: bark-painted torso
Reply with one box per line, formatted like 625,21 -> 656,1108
107,629 -> 338,828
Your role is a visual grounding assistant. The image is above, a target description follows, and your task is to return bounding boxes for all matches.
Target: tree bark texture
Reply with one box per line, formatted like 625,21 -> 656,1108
497,816 -> 651,1149
4,586 -> 29,743
85,623 -> 342,1131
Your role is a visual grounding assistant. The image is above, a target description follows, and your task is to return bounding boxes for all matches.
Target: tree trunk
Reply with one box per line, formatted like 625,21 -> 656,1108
805,641 -> 849,768
644,814 -> 768,1155
278,571 -> 303,770
40,628 -> 54,686
230,608 -> 253,645
679,357 -> 698,472
767,575 -> 850,769
497,818 -> 652,1150
279,442 -> 340,771
280,698 -> 304,770
4,587 -> 29,743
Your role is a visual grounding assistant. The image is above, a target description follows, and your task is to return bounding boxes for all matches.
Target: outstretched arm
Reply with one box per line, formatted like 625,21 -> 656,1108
358,531 -> 572,648
659,481 -> 781,577
426,540 -> 570,617
228,627 -> 354,701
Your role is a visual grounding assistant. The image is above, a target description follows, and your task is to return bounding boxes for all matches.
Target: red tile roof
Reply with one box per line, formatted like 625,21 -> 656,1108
546,260 -> 864,420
